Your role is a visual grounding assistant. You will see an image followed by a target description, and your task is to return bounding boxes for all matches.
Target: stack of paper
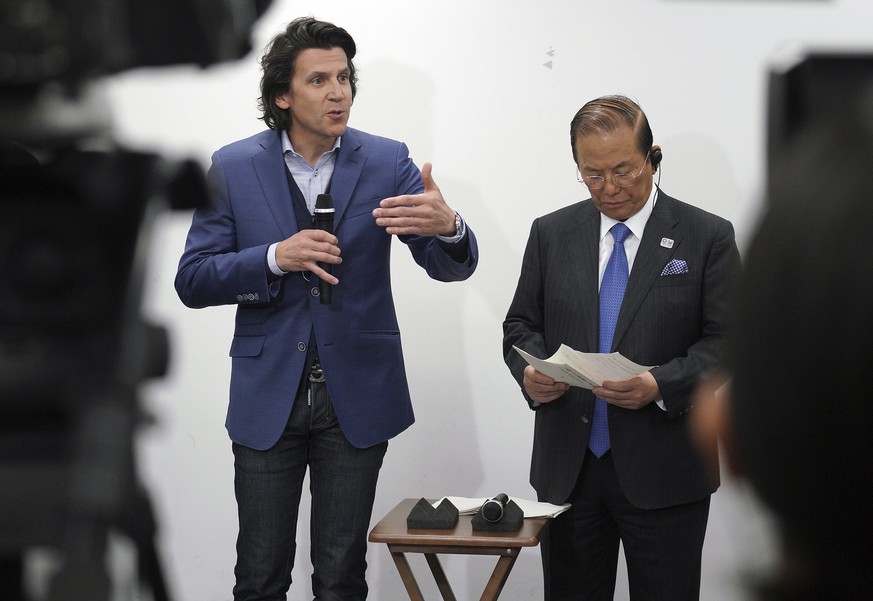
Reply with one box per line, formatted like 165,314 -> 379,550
433,496 -> 571,519
513,344 -> 653,389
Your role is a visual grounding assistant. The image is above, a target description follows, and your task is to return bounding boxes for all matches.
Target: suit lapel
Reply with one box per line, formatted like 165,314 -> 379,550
568,202 -> 601,352
251,128 -> 367,239
330,128 -> 366,230
253,130 -> 297,238
612,192 -> 683,350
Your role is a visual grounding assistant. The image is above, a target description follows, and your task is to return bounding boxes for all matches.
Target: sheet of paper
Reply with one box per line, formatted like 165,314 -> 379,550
514,345 -> 597,388
513,344 -> 653,388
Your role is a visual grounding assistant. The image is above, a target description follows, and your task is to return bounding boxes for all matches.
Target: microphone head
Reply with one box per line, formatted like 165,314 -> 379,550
481,493 -> 509,522
315,193 -> 334,211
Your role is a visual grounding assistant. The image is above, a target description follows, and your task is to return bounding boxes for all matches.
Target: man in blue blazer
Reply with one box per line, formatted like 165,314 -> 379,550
175,17 -> 478,601
503,96 -> 738,600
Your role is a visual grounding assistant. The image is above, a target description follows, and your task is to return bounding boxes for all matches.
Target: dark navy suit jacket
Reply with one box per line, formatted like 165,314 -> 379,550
503,191 -> 738,509
176,127 -> 478,450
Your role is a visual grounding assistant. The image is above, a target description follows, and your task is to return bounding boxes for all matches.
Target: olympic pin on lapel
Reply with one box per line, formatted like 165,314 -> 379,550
660,237 -> 674,249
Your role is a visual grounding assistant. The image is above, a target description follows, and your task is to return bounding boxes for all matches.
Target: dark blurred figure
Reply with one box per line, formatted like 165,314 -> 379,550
2,2 -> 271,600
695,109 -> 873,599
0,139 -> 38,601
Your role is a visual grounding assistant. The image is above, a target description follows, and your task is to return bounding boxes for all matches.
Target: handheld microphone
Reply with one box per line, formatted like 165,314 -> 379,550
313,193 -> 335,304
481,493 -> 510,523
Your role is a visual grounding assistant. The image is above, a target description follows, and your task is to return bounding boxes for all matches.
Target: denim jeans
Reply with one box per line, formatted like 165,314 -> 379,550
231,378 -> 388,601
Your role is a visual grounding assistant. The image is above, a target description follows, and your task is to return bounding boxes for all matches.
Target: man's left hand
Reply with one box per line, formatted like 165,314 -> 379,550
373,162 -> 457,236
592,370 -> 660,410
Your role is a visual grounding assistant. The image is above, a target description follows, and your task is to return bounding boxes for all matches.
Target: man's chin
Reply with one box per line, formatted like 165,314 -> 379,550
597,200 -> 643,221
329,124 -> 348,138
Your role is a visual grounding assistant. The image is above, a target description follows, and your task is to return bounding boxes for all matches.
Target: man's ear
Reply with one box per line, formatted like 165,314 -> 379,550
650,145 -> 663,173
275,92 -> 291,110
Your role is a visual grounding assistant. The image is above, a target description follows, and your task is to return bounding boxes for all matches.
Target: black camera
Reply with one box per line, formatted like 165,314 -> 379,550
0,2 -> 271,599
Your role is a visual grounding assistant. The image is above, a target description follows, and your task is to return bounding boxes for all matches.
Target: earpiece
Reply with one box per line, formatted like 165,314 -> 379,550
651,148 -> 663,168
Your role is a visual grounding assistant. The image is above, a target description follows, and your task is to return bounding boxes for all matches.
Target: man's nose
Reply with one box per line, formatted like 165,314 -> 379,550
327,80 -> 345,100
604,178 -> 622,194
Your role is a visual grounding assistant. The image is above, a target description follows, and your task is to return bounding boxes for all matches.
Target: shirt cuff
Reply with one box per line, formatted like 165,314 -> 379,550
267,242 -> 287,276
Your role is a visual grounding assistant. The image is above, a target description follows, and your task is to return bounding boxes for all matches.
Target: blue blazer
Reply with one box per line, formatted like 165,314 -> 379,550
176,128 -> 478,450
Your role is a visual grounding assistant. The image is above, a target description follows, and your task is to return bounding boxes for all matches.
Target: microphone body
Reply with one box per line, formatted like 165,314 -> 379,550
313,193 -> 335,304
481,493 -> 509,523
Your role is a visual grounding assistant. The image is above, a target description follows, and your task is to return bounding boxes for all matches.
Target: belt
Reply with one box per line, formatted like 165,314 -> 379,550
308,359 -> 325,383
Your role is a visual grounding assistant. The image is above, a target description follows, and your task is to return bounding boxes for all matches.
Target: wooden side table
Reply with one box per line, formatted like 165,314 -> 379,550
368,498 -> 549,601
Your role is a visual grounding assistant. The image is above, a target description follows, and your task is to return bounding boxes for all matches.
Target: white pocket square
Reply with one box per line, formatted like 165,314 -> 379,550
660,259 -> 688,276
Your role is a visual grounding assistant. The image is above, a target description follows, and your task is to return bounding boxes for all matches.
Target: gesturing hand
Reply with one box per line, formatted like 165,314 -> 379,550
372,163 -> 458,236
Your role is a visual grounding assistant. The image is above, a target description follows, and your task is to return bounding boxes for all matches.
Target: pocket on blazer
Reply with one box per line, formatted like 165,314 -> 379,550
344,192 -> 394,220
356,330 -> 403,364
651,272 -> 695,287
229,335 -> 266,358
344,199 -> 382,219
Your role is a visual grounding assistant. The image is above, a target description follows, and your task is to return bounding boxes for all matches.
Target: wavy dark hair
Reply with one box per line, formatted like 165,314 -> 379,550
258,17 -> 358,131
569,95 -> 654,164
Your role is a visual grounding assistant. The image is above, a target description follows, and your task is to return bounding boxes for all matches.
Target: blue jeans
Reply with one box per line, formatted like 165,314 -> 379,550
232,378 -> 388,601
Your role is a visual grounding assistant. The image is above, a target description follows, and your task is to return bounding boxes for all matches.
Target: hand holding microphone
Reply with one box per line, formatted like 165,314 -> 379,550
313,193 -> 335,304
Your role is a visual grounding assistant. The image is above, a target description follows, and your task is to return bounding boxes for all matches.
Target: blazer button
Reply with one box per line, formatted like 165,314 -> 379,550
311,287 -> 320,297
297,342 -> 306,352
581,416 -> 589,424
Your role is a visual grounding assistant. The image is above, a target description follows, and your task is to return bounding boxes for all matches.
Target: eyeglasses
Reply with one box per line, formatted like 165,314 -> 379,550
577,151 -> 650,190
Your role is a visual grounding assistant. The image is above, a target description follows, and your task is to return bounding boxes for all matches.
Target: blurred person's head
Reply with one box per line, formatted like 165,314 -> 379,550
724,112 -> 873,599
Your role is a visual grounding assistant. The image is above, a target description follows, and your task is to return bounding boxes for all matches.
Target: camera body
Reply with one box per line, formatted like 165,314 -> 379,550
0,1 -> 271,598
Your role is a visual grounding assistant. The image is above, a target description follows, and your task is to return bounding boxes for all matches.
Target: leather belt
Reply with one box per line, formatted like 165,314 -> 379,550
308,359 -> 325,383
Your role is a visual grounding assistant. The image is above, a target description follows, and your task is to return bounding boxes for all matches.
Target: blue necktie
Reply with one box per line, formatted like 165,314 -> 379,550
589,222 -> 631,457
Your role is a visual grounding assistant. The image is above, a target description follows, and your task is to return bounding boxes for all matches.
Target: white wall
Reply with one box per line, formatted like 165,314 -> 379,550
103,0 -> 873,598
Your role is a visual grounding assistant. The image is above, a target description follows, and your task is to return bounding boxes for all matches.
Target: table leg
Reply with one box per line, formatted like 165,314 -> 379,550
479,550 -> 520,601
389,550 -> 426,601
424,553 -> 457,601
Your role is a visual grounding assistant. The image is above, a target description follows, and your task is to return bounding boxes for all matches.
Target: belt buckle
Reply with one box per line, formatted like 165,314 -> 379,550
308,360 -> 325,383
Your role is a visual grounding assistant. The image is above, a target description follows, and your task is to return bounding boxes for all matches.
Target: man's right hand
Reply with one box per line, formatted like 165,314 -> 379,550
523,365 -> 569,404
275,230 -> 342,284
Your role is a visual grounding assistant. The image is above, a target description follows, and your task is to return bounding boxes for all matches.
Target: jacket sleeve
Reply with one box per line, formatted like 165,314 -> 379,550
174,151 -> 276,309
502,218 -> 549,409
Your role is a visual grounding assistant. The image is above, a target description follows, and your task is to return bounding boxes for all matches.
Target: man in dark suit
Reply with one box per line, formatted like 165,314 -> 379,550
503,95 -> 738,600
175,17 -> 478,601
